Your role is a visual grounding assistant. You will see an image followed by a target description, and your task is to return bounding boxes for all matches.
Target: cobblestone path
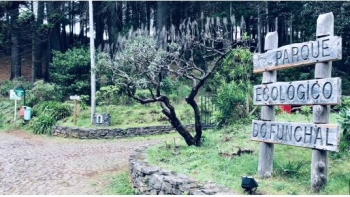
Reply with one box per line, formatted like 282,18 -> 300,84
0,130 -> 165,195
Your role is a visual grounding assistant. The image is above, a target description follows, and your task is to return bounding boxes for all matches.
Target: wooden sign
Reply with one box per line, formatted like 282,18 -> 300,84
251,120 -> 340,152
69,95 -> 80,100
253,77 -> 341,106
69,95 -> 80,125
253,36 -> 342,73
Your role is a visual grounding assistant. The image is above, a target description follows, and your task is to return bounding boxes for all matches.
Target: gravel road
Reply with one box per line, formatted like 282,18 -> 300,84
0,130 -> 165,195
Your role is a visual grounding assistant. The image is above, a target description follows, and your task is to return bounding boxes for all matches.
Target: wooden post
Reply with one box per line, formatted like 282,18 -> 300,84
311,12 -> 334,193
14,99 -> 17,123
258,31 -> 278,179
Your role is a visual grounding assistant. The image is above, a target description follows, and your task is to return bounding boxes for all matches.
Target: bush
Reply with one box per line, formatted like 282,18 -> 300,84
210,47 -> 257,126
96,85 -> 133,106
30,101 -> 72,135
214,82 -> 248,126
32,101 -> 72,120
50,47 -> 91,96
338,108 -> 350,152
334,96 -> 350,112
0,77 -> 31,97
30,114 -> 56,135
26,80 -> 63,106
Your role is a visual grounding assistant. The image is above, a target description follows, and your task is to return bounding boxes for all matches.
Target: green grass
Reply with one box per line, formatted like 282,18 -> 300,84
147,112 -> 350,195
57,101 -> 195,129
102,171 -> 135,195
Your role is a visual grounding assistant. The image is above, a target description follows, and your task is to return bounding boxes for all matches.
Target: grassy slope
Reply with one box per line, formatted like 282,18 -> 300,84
57,102 -> 195,129
147,112 -> 350,195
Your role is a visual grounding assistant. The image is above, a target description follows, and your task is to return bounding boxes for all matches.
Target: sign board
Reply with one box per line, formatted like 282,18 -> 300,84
69,95 -> 80,100
253,36 -> 342,73
14,87 -> 25,97
253,77 -> 341,106
251,120 -> 340,152
10,89 -> 21,100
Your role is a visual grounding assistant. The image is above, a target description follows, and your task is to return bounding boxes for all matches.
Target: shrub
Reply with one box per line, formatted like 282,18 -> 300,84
50,47 -> 91,96
96,85 -> 133,106
337,108 -> 350,152
0,77 -> 31,97
30,114 -> 56,135
30,101 -> 72,135
26,80 -> 63,106
334,96 -> 350,112
32,101 -> 72,120
210,47 -> 257,126
214,81 -> 247,126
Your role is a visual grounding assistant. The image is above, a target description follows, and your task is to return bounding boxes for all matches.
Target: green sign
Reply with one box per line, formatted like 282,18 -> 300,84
14,87 -> 25,97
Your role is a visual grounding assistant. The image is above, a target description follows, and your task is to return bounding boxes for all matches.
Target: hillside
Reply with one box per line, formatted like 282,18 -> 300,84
0,50 -> 34,82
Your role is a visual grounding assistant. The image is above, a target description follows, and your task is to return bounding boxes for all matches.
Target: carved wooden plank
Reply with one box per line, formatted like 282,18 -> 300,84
253,36 -> 342,73
253,78 -> 341,106
251,120 -> 340,152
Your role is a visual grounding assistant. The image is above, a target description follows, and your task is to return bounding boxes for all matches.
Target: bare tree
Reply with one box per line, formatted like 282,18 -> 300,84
97,17 -> 234,146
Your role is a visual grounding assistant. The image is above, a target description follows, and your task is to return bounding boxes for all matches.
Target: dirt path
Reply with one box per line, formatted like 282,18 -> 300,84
0,130 -> 165,195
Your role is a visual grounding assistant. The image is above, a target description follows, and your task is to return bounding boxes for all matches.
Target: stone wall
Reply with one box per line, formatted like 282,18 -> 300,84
51,124 -> 202,139
129,145 -> 236,195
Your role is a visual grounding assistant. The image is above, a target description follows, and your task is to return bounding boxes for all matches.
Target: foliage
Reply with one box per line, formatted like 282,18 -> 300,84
18,10 -> 34,25
274,160 -> 306,176
26,80 -> 63,107
50,47 -> 91,96
96,85 -> 133,106
215,81 -> 247,125
106,171 -> 135,195
212,47 -> 256,126
334,96 -> 350,112
300,106 -> 312,122
147,113 -> 348,195
32,101 -> 72,120
337,108 -> 350,152
0,77 -> 31,97
57,102 -> 194,128
97,12 -> 248,146
30,101 -> 71,135
29,114 -> 56,135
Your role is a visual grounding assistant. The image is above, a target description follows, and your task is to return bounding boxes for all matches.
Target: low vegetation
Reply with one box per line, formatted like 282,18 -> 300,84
147,112 -> 350,195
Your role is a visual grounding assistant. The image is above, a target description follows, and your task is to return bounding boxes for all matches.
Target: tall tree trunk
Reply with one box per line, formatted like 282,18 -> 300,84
52,2 -> 62,52
116,2 -> 123,32
35,0 -> 44,79
94,1 -> 104,50
156,1 -> 167,30
31,1 -> 36,86
146,2 -> 151,32
290,14 -> 293,44
10,2 -> 21,80
70,1 -> 74,45
61,2 -> 67,52
45,1 -> 62,81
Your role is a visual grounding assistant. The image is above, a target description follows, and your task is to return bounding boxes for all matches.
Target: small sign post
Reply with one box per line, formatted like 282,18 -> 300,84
10,89 -> 21,123
70,95 -> 80,125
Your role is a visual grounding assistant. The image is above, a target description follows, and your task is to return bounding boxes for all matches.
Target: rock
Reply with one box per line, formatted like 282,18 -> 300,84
143,167 -> 160,175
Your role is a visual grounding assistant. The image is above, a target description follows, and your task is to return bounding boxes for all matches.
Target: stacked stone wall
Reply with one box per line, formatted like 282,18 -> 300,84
129,145 -> 236,195
51,124 -> 209,139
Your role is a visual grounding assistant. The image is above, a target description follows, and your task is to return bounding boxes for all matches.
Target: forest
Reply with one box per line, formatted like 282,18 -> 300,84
0,1 -> 350,88
1,1 -> 350,134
